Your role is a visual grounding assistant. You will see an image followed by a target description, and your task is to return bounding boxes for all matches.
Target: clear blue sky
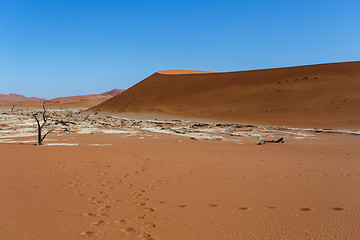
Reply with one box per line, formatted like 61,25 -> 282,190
0,0 -> 359,99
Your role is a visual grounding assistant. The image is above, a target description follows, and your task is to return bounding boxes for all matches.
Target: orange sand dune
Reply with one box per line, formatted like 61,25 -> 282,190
49,89 -> 124,103
0,89 -> 124,109
0,99 -> 108,109
0,93 -> 45,102
90,62 -> 360,129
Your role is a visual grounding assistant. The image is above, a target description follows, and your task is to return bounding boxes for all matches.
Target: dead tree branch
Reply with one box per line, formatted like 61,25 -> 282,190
54,120 -> 76,126
41,129 -> 54,142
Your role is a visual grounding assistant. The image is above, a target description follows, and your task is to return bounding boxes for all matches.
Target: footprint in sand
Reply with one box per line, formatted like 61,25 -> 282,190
299,207 -> 312,212
88,200 -> 104,205
121,227 -> 136,233
332,207 -> 344,211
178,204 -> 189,208
266,206 -> 279,210
115,219 -> 127,224
80,231 -> 94,236
82,213 -> 96,217
237,207 -> 250,210
135,215 -> 145,219
139,232 -> 151,238
144,222 -> 156,228
91,220 -> 105,226
209,204 -> 219,207
98,206 -> 111,210
145,208 -> 154,212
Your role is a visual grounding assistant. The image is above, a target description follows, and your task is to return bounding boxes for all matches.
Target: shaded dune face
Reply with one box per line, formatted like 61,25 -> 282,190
89,62 -> 360,129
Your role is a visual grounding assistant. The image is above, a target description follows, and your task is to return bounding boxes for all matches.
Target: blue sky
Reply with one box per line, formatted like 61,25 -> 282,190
0,0 -> 359,99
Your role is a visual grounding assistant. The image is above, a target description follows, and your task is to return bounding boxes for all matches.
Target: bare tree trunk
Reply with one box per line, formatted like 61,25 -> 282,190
32,103 -> 54,145
33,114 -> 42,145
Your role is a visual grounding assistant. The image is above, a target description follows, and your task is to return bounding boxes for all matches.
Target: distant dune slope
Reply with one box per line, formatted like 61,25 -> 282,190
0,93 -> 45,102
49,89 -> 124,103
90,62 -> 360,129
0,89 -> 125,108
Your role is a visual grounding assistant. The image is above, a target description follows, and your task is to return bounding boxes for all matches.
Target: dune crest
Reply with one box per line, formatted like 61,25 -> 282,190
157,70 -> 215,75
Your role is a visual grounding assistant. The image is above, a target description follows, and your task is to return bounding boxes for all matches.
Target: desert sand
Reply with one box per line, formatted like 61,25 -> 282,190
0,106 -> 360,240
91,61 -> 360,129
0,131 -> 359,239
1,62 -> 360,239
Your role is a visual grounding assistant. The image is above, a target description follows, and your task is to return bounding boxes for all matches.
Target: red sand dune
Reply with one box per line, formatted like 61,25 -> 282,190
90,62 -> 360,129
49,89 -> 124,103
0,93 -> 45,102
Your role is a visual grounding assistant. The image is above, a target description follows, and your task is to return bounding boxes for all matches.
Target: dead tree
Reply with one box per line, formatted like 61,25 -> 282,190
32,103 -> 54,145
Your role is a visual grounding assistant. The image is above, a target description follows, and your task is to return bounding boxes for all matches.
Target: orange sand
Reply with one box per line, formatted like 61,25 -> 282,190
1,133 -> 359,239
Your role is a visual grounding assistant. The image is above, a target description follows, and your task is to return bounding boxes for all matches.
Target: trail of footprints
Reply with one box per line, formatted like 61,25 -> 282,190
58,158 -> 156,239
173,204 -> 345,212
150,165 -> 348,214
58,158 -> 350,238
